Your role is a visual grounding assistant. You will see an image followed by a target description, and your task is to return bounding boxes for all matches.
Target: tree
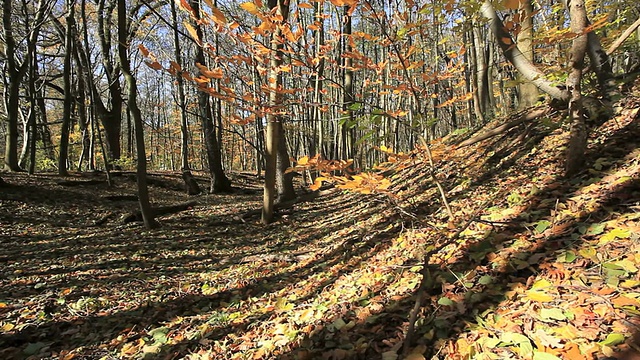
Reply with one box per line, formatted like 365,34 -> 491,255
262,0 -> 290,224
2,0 -> 49,171
170,0 -> 200,195
516,0 -> 539,109
189,0 -> 231,194
58,0 -> 76,175
117,0 -> 158,229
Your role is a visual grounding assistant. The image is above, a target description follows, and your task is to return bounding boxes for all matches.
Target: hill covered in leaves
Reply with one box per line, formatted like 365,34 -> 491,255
1,81 -> 639,359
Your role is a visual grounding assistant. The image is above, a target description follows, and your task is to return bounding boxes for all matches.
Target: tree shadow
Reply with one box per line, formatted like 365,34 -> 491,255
0,180 -> 405,358
273,107 -> 640,358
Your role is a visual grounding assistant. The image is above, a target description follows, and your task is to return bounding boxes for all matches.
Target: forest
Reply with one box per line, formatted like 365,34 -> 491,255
1,0 -> 640,358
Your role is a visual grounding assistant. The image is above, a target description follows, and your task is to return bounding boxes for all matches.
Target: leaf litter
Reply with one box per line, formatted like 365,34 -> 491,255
1,85 -> 640,359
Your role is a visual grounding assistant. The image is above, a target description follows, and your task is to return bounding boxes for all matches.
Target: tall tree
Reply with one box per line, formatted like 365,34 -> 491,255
189,0 -> 231,193
117,0 -> 158,228
94,0 -> 124,163
58,0 -> 76,175
2,0 -> 49,171
170,0 -> 200,195
516,0 -> 539,109
262,0 -> 290,224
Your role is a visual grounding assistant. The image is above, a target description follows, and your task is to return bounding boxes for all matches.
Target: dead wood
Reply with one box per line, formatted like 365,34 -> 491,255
457,107 -> 550,148
103,195 -> 138,201
241,187 -> 337,220
57,179 -> 107,186
182,170 -> 201,195
121,200 -> 197,223
126,174 -> 184,192
90,212 -> 116,227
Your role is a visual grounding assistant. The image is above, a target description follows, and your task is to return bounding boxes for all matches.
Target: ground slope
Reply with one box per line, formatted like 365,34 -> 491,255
0,82 -> 639,360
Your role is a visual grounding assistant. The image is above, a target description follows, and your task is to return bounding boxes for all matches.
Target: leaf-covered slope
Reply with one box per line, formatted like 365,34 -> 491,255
0,84 -> 639,359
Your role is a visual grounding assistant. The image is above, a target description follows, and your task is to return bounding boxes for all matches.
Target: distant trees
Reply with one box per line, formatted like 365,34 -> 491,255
1,0 -> 639,205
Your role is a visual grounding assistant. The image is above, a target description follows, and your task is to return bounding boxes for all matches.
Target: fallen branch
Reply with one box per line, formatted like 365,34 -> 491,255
57,179 -> 107,186
122,201 -> 197,223
103,195 -> 138,201
241,188 -> 337,220
457,107 -> 550,148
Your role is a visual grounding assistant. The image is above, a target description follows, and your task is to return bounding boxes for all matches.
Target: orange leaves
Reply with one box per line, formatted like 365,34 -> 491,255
178,0 -> 194,15
240,2 -> 261,15
183,21 -> 201,45
195,62 -> 224,79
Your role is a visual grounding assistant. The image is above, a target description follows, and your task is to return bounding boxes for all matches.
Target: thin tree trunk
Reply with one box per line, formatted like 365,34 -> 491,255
564,0 -> 589,176
58,0 -> 76,176
117,0 -> 158,228
262,0 -> 289,224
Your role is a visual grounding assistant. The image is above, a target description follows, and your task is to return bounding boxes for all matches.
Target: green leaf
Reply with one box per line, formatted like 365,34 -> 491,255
437,296 -> 456,306
535,220 -> 551,234
540,308 -> 567,321
478,275 -> 494,285
348,102 -> 362,111
559,250 -> 577,263
533,352 -> 562,360
149,326 -> 169,344
601,333 -> 625,346
23,342 -> 47,356
586,223 -> 606,236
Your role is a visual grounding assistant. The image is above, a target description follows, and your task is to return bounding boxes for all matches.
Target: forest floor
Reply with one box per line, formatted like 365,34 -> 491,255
1,84 -> 640,360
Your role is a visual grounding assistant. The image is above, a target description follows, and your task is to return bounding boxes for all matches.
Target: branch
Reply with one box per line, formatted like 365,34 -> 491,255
480,1 -> 569,102
606,16 -> 640,56
457,107 -> 551,148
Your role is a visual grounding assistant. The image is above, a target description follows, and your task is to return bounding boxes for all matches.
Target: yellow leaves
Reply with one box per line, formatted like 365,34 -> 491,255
275,297 -> 294,312
240,2 -> 260,15
210,6 -> 227,25
309,177 -> 327,191
598,228 -> 631,244
502,0 -> 520,10
524,279 -> 555,302
298,2 -> 314,9
183,21 -> 201,45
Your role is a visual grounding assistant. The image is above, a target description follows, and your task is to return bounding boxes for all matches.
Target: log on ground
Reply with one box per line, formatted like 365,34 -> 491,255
121,201 -> 197,223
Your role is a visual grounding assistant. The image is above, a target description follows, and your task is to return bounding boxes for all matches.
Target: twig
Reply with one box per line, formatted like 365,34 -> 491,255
419,136 -> 453,219
402,194 -> 500,356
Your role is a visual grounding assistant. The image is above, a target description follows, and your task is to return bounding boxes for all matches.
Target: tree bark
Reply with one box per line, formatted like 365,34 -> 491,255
117,0 -> 158,229
262,0 -> 290,224
190,0 -> 232,194
516,0 -> 540,109
58,0 -> 76,176
2,0 -> 48,171
480,0 -> 570,102
563,0 -> 589,176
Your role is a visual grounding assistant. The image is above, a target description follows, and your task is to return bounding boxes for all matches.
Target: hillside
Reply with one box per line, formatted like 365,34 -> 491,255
1,81 -> 639,359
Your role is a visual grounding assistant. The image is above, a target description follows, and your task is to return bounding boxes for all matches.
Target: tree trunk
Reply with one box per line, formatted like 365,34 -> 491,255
117,0 -> 158,229
276,124 -> 296,203
190,0 -> 232,194
564,0 -> 589,176
58,0 -> 76,176
480,0 -> 570,102
262,0 -> 289,224
516,0 -> 540,109
96,0 -> 123,162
